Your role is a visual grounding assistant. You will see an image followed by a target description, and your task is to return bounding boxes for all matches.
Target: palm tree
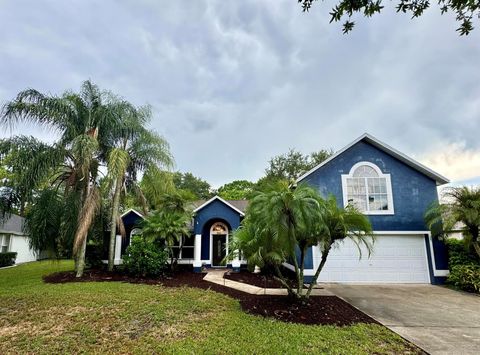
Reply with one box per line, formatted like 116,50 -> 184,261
304,195 -> 373,298
141,209 -> 191,270
105,104 -> 173,271
230,181 -> 373,301
425,186 -> 480,259
1,81 -> 128,277
0,136 -> 56,217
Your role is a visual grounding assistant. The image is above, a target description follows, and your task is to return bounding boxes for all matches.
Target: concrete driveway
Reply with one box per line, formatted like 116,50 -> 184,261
326,284 -> 480,354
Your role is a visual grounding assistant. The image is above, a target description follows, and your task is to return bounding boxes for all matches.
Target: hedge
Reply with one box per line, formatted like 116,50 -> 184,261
0,252 -> 17,267
445,239 -> 480,293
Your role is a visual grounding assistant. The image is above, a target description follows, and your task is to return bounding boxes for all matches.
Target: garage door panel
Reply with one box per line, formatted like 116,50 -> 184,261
316,235 -> 430,283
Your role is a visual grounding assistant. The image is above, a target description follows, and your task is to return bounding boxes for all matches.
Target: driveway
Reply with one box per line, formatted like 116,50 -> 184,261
326,284 -> 480,354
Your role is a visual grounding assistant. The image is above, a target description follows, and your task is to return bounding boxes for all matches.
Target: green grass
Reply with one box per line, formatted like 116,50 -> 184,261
0,261 -> 418,354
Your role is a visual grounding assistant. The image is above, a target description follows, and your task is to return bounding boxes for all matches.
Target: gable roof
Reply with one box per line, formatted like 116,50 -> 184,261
120,209 -> 145,219
296,133 -> 450,186
192,196 -> 246,216
0,214 -> 26,235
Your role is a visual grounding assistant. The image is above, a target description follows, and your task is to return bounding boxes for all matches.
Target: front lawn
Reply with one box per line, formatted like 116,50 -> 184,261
0,261 -> 419,354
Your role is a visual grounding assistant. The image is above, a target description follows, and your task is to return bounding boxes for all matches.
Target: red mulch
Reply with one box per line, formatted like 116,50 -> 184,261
43,269 -> 376,326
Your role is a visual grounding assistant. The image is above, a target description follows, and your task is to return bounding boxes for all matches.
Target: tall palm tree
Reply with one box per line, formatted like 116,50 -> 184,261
1,81 -> 126,277
105,104 -> 173,271
425,186 -> 480,259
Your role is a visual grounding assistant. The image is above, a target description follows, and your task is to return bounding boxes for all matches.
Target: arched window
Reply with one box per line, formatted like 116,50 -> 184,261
211,222 -> 228,235
341,162 -> 394,214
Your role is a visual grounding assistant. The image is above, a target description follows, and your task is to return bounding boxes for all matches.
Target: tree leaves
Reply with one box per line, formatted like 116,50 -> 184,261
299,0 -> 479,35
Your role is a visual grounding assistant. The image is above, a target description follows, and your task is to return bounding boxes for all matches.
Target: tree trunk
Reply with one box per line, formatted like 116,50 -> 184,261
75,176 -> 91,278
273,264 -> 297,298
297,245 -> 307,297
75,235 -> 87,278
108,174 -> 123,272
305,243 -> 332,298
473,241 -> 480,259
468,226 -> 480,259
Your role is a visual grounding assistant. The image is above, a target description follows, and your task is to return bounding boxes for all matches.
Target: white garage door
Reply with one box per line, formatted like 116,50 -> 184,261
316,235 -> 430,283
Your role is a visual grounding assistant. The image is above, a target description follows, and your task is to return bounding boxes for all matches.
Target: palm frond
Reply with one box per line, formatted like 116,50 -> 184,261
73,186 -> 101,255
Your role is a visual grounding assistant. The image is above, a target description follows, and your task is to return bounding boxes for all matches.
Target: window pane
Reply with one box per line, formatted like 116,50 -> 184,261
348,194 -> 367,211
171,247 -> 180,258
353,165 -> 378,178
368,194 -> 389,211
183,235 -> 194,247
182,247 -> 194,259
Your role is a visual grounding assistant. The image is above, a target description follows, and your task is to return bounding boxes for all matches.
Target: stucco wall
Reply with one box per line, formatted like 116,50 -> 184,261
302,140 -> 439,231
10,235 -> 38,263
194,199 -> 242,261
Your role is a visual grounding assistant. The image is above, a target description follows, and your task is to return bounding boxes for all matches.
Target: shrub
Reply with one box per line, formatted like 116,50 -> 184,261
123,236 -> 168,277
445,239 -> 480,293
448,265 -> 480,293
0,252 -> 17,267
85,244 -> 104,269
445,239 -> 480,267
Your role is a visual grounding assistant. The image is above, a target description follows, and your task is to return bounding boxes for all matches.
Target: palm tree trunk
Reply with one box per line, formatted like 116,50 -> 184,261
76,235 -> 87,278
75,181 -> 89,277
273,264 -> 297,299
305,243 -> 332,299
108,174 -> 123,271
298,245 -> 306,297
473,241 -> 480,259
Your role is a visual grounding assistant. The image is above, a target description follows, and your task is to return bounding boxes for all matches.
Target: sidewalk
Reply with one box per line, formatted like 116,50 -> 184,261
203,270 -> 333,296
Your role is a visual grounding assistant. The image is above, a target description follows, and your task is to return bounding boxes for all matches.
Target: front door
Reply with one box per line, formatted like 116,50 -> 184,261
212,234 -> 227,267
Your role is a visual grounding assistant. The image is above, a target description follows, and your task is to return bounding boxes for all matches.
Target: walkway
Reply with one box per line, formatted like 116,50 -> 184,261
203,270 -> 332,296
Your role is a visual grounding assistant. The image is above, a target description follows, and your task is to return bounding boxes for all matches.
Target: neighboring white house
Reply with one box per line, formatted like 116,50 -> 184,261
0,214 -> 39,263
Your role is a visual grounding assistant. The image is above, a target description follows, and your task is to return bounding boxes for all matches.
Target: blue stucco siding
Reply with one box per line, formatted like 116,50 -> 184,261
302,141 -> 439,231
122,211 -> 143,227
194,199 -> 242,261
294,246 -> 314,269
119,211 -> 144,255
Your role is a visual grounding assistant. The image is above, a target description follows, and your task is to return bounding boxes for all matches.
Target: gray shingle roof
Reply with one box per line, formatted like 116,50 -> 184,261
0,214 -> 25,234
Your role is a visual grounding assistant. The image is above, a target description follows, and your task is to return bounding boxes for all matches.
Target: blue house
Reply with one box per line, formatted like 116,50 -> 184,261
119,133 -> 450,284
119,197 -> 248,271
294,133 -> 449,284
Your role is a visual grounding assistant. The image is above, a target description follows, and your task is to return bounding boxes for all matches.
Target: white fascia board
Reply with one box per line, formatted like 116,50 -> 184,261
120,208 -> 145,219
192,195 -> 245,216
296,133 -> 450,186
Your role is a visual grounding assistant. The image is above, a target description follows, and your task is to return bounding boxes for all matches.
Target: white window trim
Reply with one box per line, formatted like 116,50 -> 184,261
129,228 -> 143,246
341,161 -> 395,215
209,222 -> 229,267
1,234 -> 12,253
171,235 -> 195,260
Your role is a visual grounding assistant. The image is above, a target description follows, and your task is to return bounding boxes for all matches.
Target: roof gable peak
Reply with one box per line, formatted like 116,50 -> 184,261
192,195 -> 245,216
296,133 -> 449,185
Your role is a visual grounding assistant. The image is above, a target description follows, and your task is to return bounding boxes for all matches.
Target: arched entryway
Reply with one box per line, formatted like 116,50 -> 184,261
210,222 -> 228,267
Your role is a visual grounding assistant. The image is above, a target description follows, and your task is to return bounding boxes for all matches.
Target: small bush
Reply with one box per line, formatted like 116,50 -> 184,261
123,236 -> 168,277
0,252 -> 17,267
85,244 -> 104,269
445,239 -> 479,268
448,265 -> 480,293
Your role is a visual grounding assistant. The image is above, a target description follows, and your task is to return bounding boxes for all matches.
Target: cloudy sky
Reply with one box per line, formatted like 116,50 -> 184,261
1,0 -> 479,188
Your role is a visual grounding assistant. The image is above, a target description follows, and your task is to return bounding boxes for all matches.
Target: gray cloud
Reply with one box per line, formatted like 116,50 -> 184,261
1,0 -> 479,187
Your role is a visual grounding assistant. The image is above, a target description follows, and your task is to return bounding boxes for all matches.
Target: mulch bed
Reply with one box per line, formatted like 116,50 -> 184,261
43,269 -> 376,326
224,270 -> 298,289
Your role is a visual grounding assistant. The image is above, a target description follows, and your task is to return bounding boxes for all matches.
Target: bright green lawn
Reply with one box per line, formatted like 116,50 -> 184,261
0,261 -> 418,354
